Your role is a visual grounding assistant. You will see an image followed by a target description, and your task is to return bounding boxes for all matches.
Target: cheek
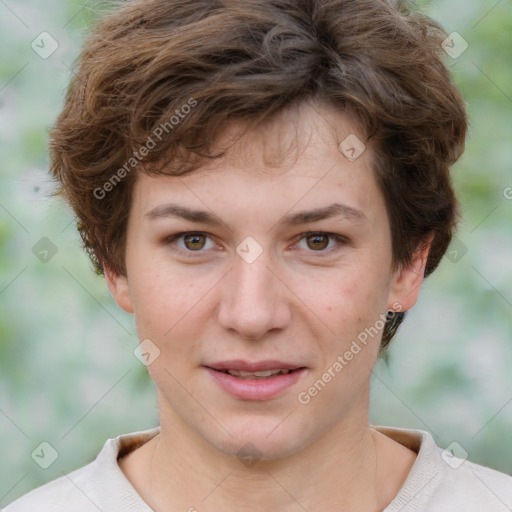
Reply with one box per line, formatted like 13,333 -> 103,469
129,263 -> 211,365
129,264 -> 188,337
310,262 -> 388,336
306,267 -> 385,379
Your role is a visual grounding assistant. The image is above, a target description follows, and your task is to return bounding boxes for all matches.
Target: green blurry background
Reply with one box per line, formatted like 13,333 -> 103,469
0,0 -> 511,505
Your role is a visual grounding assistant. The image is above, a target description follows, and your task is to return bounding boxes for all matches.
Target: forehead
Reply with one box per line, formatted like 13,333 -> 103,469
131,100 -> 383,227
201,99 -> 370,172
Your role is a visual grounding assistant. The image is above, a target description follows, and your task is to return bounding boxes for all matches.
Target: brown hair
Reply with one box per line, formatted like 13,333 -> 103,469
49,0 -> 468,349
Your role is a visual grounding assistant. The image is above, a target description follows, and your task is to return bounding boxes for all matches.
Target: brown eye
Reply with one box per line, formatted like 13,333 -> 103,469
183,233 -> 206,251
165,231 -> 215,256
294,231 -> 348,255
305,233 -> 330,250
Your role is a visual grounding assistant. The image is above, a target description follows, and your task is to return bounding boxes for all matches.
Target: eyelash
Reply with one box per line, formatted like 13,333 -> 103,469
164,231 -> 349,258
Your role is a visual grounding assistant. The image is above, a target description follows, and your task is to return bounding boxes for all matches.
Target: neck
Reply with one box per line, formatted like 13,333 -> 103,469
140,405 -> 384,511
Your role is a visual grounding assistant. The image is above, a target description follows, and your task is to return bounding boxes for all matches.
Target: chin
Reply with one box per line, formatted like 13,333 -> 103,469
204,419 -> 309,463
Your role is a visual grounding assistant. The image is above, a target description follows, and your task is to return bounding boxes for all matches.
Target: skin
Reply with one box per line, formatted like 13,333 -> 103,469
106,99 -> 429,511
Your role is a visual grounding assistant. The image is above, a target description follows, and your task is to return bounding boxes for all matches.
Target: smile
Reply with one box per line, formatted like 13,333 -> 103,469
219,369 -> 293,379
204,366 -> 308,400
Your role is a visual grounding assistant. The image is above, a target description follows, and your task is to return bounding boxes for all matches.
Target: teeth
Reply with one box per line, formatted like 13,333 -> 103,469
224,369 -> 292,379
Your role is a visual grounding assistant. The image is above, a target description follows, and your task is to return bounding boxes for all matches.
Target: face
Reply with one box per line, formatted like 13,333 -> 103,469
106,100 -> 427,462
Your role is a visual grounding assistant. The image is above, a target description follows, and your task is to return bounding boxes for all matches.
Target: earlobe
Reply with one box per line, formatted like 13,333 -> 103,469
388,235 -> 433,312
104,266 -> 134,314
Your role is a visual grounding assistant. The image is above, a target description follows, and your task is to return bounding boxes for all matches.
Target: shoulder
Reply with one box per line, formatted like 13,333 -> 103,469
3,461 -> 100,512
429,456 -> 512,511
374,425 -> 512,512
4,427 -> 160,512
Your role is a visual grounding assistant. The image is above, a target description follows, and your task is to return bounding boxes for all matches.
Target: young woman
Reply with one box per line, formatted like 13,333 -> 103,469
6,0 -> 511,510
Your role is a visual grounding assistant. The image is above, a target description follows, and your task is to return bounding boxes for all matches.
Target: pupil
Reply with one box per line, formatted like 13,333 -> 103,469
309,234 -> 327,250
185,234 -> 205,250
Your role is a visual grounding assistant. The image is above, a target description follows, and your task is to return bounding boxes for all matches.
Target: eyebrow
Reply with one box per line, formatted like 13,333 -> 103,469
144,202 -> 367,227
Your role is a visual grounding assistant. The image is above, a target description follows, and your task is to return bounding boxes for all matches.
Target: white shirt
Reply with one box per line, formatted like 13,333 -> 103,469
4,425 -> 512,511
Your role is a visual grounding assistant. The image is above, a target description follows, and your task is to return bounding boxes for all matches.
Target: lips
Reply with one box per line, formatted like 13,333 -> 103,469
204,362 -> 308,400
204,359 -> 304,373
218,368 -> 293,379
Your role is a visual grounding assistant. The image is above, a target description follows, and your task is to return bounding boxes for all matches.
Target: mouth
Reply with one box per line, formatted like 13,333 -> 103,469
203,360 -> 308,400
204,359 -> 306,378
209,368 -> 302,380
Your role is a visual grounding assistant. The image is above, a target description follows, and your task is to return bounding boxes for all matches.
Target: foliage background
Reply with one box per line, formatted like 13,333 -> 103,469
0,0 -> 511,505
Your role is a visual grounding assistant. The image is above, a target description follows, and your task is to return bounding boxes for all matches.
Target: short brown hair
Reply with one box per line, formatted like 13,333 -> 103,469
49,0 -> 468,348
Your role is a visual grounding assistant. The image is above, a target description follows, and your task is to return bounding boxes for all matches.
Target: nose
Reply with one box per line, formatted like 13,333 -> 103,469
216,248 -> 291,340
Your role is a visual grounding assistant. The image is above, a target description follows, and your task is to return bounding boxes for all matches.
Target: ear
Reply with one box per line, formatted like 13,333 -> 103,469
104,265 -> 134,314
387,234 -> 433,312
